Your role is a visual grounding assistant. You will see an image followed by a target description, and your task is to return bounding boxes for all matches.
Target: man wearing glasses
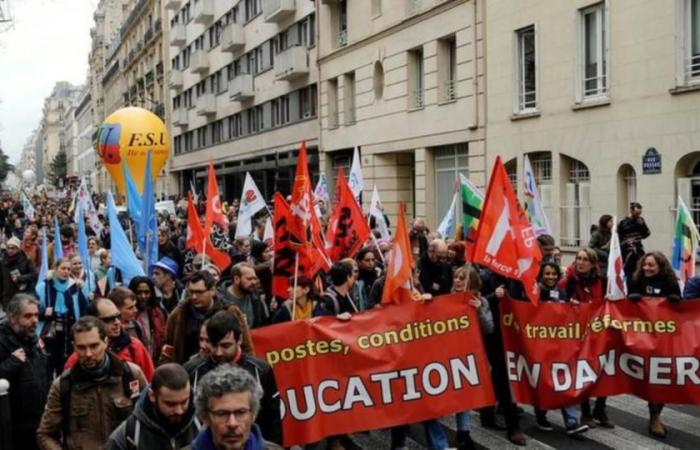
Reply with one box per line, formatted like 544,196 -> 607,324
190,365 -> 283,450
63,298 -> 155,381
417,239 -> 453,297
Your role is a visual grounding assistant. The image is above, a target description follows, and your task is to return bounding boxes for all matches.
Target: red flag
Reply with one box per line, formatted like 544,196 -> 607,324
471,156 -> 542,304
382,203 -> 414,305
325,169 -> 371,262
204,160 -> 228,234
188,191 -> 231,271
287,141 -> 318,278
272,193 -> 295,299
309,206 -> 332,274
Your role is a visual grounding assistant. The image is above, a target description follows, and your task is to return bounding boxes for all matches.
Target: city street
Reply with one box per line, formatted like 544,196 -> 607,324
354,396 -> 700,449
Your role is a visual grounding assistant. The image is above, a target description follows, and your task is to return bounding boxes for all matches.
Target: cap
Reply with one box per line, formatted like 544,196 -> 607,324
154,256 -> 179,277
6,237 -> 21,248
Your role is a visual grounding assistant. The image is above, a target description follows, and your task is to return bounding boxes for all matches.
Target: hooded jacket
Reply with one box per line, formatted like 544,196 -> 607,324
107,389 -> 200,450
0,249 -> 38,307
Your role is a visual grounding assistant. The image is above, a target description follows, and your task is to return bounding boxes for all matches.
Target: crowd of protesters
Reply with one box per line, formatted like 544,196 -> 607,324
0,187 -> 694,450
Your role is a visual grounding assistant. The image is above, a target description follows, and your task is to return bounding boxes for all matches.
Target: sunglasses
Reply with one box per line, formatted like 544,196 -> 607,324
99,313 -> 121,324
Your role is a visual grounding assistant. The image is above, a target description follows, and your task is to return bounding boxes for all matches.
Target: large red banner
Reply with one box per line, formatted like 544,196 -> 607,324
251,294 -> 496,446
501,298 -> 700,410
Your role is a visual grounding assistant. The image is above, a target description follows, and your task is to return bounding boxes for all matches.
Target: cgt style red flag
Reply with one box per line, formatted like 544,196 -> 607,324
187,192 -> 231,271
325,169 -> 371,262
471,156 -> 542,304
272,193 -> 295,299
382,202 -> 414,305
204,160 -> 228,234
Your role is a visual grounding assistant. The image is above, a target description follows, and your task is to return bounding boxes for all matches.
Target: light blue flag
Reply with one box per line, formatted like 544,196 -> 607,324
35,229 -> 50,336
122,160 -> 142,222
437,191 -> 458,239
53,217 -> 63,262
138,151 -> 158,272
77,208 -> 94,295
108,190 -> 145,283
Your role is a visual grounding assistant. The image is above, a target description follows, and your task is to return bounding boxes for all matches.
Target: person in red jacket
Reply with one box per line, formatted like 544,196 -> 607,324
63,297 -> 155,381
557,247 -> 612,429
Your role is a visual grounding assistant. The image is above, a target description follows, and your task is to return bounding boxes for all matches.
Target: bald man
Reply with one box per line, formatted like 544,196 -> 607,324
417,239 -> 453,296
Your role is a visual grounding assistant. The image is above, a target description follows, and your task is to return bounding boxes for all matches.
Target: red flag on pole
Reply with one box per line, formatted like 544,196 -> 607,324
382,203 -> 414,305
204,160 -> 228,234
187,192 -> 231,271
471,156 -> 542,304
325,169 -> 371,262
272,193 -> 295,299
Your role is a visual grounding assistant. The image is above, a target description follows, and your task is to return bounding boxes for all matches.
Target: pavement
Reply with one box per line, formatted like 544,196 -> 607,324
350,395 -> 700,449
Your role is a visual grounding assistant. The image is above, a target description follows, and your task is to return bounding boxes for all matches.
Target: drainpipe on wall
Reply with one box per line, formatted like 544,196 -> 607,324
468,0 -> 479,131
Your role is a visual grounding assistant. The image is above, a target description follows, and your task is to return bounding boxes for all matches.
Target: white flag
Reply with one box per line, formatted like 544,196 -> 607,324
369,185 -> 390,240
606,216 -> 627,300
74,178 -> 103,236
349,146 -> 364,202
235,172 -> 267,238
523,155 -> 553,236
263,216 -> 274,246
437,192 -> 458,239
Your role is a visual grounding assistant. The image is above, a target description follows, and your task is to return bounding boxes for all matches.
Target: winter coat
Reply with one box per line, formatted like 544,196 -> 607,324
417,255 -> 453,296
188,353 -> 283,445
0,322 -> 50,437
37,352 -> 147,450
0,249 -> 38,307
187,424 -> 283,450
107,389 -> 200,450
159,298 -> 253,365
628,274 -> 681,298
558,265 -> 606,303
683,276 -> 700,300
219,282 -> 269,329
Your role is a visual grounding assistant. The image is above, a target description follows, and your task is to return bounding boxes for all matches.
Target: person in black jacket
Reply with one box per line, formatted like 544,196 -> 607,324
0,236 -> 38,310
627,251 -> 680,438
107,363 -> 200,449
617,202 -> 651,278
158,226 -> 184,276
417,239 -> 453,296
187,310 -> 283,445
0,294 -> 49,450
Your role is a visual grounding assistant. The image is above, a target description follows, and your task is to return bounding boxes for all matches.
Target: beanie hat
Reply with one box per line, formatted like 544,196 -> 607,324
154,256 -> 179,277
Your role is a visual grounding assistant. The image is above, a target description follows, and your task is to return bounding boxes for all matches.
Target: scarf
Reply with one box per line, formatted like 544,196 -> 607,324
52,277 -> 70,316
81,352 -> 112,379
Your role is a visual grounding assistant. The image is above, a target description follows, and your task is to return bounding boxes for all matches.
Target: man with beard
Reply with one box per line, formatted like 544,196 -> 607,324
220,263 -> 268,329
107,364 -> 200,449
190,365 -> 283,450
188,311 -> 282,445
0,236 -> 38,309
37,316 -> 147,450
0,294 -> 49,450
63,298 -> 155,381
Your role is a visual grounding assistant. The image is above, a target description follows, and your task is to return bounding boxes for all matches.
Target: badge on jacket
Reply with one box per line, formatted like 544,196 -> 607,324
129,379 -> 140,399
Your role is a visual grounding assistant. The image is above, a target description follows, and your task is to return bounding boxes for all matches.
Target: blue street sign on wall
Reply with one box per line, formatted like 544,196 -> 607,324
642,147 -> 661,174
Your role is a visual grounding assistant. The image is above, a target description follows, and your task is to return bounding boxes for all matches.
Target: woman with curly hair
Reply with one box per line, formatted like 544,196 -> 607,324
627,251 -> 680,438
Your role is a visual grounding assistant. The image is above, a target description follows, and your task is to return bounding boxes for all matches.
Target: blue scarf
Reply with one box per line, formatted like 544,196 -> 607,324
192,424 -> 263,450
53,278 -> 81,321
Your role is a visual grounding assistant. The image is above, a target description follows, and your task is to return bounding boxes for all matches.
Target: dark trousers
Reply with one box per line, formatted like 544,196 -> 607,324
649,403 -> 664,415
581,397 -> 607,416
480,332 -> 520,432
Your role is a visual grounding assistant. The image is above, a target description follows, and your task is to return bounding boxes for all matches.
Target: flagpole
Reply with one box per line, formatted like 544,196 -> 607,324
292,253 -> 299,320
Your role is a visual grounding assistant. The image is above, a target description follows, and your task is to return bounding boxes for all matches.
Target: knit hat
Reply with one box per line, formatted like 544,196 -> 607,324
6,237 -> 21,248
154,256 -> 179,277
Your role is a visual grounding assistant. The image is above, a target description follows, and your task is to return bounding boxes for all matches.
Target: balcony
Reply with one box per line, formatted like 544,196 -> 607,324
170,23 -> 186,46
221,22 -> 244,53
275,46 -> 309,81
229,74 -> 254,101
263,0 -> 296,24
172,108 -> 188,127
165,0 -> 182,10
169,70 -> 183,90
190,50 -> 209,74
193,0 -> 214,25
196,94 -> 216,116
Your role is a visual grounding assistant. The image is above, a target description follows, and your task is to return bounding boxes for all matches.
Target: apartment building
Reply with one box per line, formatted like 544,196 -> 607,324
485,0 -> 700,253
74,88 -> 97,187
18,131 -> 38,180
166,0 -> 320,199
317,0 -> 485,227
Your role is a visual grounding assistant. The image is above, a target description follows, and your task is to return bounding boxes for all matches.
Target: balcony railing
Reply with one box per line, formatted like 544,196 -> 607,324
165,0 -> 182,11
445,79 -> 456,101
196,94 -> 216,116
337,29 -> 348,47
190,50 -> 209,74
263,0 -> 296,24
413,89 -> 424,108
275,45 -> 309,81
229,74 -> 254,101
221,22 -> 244,53
101,60 -> 120,87
193,0 -> 214,25
170,23 -> 186,47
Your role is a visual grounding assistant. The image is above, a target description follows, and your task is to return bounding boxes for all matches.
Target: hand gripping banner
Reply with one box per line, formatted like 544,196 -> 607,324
500,298 -> 700,410
251,294 -> 496,446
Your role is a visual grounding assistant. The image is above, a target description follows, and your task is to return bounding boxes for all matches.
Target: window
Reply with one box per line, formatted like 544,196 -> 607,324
300,84 -> 317,118
344,72 -> 356,125
194,35 -> 205,51
408,47 -> 424,108
579,3 -> 608,99
516,26 -> 536,111
212,120 -> 223,145
245,0 -> 261,22
434,144 -> 469,225
438,36 -> 457,102
336,0 -> 348,48
228,115 -> 242,139
682,0 -> 700,83
561,157 -> 591,246
298,14 -> 315,48
272,96 -> 290,127
327,78 -> 339,128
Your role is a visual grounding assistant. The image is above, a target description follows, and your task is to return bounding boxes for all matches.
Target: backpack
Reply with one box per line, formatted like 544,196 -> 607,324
59,359 -> 137,440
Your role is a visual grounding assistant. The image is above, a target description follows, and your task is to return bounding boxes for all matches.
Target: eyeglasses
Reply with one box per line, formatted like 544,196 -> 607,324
189,288 -> 210,296
99,313 -> 121,324
209,407 -> 252,423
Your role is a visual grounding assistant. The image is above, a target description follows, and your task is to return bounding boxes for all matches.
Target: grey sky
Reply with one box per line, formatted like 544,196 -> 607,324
0,0 -> 96,164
